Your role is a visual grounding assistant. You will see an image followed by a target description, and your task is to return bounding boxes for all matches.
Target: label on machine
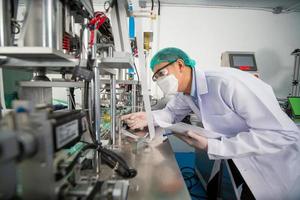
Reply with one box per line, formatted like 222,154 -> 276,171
56,120 -> 79,149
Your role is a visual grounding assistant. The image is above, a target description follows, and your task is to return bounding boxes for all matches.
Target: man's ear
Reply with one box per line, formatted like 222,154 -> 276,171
177,59 -> 185,72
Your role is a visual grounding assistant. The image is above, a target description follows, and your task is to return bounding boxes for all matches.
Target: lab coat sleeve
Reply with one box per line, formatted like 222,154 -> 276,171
151,94 -> 192,127
207,80 -> 300,160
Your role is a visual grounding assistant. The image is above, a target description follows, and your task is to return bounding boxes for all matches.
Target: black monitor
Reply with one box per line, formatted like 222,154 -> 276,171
229,54 -> 257,71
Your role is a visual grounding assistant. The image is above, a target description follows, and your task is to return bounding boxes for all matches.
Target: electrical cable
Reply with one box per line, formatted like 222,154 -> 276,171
81,52 -> 99,144
56,143 -> 96,181
70,22 -> 95,142
99,146 -> 137,178
57,142 -> 137,180
83,80 -> 96,144
180,167 -> 207,199
69,88 -> 76,110
151,0 -> 154,11
158,0 -> 161,15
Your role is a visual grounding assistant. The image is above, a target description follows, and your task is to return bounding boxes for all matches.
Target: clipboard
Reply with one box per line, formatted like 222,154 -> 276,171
163,122 -> 222,139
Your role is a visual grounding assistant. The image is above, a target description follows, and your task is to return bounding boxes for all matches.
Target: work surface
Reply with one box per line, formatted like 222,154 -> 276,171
99,130 -> 191,200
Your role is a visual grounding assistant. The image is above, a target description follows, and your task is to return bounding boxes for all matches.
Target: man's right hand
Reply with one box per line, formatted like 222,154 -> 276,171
121,112 -> 148,130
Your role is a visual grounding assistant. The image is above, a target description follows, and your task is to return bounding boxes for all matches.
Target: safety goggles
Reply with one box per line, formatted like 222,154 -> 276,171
152,60 -> 177,82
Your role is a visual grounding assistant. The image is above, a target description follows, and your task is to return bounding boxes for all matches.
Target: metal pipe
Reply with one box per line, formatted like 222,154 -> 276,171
67,88 -> 75,110
292,56 -> 297,96
118,69 -> 125,80
92,31 -> 102,174
81,19 -> 90,60
292,55 -> 300,96
67,88 -> 72,110
90,79 -> 95,129
110,74 -> 116,146
43,0 -> 54,48
296,55 -> 300,96
0,0 -> 12,46
117,116 -> 123,146
108,46 -> 113,57
93,63 -> 101,175
132,84 -> 136,112
93,59 -> 101,140
55,0 -> 63,51
96,151 -> 101,176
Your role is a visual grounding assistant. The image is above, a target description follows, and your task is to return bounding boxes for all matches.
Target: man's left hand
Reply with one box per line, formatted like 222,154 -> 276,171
174,131 -> 208,151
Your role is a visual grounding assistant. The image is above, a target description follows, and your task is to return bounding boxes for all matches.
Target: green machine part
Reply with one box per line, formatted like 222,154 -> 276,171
288,97 -> 300,122
2,69 -> 33,108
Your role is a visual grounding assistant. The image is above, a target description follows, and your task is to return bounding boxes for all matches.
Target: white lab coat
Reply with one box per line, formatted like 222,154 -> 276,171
152,67 -> 300,199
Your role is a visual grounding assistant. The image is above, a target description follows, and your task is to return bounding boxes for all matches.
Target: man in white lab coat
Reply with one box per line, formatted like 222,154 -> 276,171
121,47 -> 300,199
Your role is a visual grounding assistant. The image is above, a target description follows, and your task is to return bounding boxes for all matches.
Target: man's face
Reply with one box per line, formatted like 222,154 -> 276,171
152,59 -> 185,92
153,60 -> 183,79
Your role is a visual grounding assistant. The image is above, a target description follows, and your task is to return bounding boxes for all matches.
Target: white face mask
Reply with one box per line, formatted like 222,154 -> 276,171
156,74 -> 178,96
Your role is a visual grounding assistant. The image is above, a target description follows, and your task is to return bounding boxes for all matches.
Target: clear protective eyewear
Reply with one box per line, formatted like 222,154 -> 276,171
152,60 -> 177,82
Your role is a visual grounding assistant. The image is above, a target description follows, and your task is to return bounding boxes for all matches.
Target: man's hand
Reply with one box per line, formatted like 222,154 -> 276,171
175,131 -> 208,151
121,112 -> 148,130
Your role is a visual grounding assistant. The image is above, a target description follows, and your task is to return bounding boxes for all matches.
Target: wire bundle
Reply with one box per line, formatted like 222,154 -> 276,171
180,167 -> 207,200
57,142 -> 137,180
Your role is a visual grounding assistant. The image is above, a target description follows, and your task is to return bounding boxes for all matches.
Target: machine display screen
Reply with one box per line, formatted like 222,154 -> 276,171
229,54 -> 257,71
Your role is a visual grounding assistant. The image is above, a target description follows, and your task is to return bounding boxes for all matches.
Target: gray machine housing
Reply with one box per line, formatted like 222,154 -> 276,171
221,51 -> 259,77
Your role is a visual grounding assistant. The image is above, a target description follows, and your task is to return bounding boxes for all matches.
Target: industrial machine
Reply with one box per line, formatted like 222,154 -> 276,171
221,51 -> 259,77
287,97 -> 300,122
0,101 -> 135,199
290,49 -> 300,97
0,0 -> 154,199
283,49 -> 300,124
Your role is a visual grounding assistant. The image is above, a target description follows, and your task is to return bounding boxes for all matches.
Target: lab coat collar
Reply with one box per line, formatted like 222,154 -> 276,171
194,68 -> 208,96
190,68 -> 197,98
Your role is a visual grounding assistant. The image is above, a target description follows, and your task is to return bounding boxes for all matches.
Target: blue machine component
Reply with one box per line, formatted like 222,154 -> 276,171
128,4 -> 135,40
128,3 -> 136,80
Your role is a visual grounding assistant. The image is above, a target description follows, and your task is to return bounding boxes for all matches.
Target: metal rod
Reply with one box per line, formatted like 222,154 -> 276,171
90,79 -> 95,130
91,30 -> 101,141
132,84 -> 137,112
92,31 -> 102,174
296,56 -> 300,96
93,66 -> 101,175
108,46 -> 113,57
117,116 -> 122,146
93,62 -> 101,140
0,0 -> 12,46
80,18 -> 90,60
67,88 -> 72,110
110,74 -> 116,146
292,55 -> 300,96
292,55 -> 297,96
44,0 -> 54,48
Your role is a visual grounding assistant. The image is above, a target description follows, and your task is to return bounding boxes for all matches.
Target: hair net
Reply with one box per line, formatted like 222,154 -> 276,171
150,47 -> 196,71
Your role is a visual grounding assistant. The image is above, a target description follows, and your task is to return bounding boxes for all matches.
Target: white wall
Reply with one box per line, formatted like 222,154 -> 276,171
154,6 -> 300,98
153,6 -> 300,152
